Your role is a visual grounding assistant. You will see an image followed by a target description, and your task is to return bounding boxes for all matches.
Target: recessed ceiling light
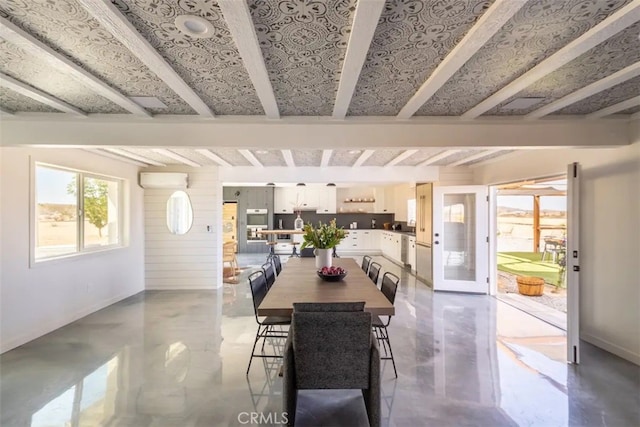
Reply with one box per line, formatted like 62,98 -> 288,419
255,150 -> 268,154
502,97 -> 545,110
130,96 -> 168,109
349,150 -> 362,154
175,15 -> 215,39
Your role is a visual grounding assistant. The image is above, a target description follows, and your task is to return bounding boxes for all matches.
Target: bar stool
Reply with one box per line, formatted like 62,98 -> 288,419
290,242 -> 300,257
266,241 -> 277,261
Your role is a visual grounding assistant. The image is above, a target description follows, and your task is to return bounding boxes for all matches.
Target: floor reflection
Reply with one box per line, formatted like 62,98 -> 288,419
1,255 -> 638,426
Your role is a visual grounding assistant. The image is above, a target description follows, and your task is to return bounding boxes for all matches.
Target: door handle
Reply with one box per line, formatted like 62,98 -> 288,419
434,241 -> 439,245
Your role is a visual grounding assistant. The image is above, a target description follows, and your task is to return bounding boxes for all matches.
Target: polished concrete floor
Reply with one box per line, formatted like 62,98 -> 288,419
1,255 -> 639,426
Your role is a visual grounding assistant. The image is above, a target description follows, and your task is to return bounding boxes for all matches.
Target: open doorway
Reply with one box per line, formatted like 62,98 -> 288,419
494,176 -> 567,330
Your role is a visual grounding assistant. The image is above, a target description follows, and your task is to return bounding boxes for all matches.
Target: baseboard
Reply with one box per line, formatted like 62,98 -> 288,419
1,289 -> 141,354
145,285 -> 219,290
582,332 -> 640,366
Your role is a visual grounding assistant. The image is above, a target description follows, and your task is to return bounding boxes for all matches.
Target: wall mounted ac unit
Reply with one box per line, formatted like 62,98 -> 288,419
139,172 -> 188,189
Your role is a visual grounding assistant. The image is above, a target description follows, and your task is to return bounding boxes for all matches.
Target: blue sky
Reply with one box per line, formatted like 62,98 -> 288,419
36,167 -> 76,204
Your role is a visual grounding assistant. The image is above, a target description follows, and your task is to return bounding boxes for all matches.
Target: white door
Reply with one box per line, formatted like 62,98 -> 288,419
567,163 -> 580,364
433,186 -> 489,293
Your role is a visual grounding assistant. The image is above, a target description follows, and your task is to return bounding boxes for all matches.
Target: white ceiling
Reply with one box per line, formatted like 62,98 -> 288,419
1,0 -> 638,170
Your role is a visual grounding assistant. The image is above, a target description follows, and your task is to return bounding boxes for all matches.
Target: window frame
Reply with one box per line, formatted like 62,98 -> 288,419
31,162 -> 125,265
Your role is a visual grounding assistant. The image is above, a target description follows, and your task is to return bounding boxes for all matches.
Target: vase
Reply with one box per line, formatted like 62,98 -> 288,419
314,248 -> 332,269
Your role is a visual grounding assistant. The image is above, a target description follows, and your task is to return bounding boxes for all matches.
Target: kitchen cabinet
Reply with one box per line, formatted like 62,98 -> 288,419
335,229 -> 380,254
416,183 -> 433,244
380,231 -> 402,264
274,187 -> 297,213
316,186 -> 336,214
408,237 -> 417,271
374,186 -> 394,213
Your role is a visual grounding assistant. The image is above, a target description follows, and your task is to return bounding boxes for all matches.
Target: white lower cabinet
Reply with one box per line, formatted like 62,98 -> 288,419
380,231 -> 403,265
335,230 -> 380,254
408,237 -> 416,271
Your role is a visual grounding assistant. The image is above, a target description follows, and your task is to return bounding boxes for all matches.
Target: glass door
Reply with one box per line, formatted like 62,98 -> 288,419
433,186 -> 489,293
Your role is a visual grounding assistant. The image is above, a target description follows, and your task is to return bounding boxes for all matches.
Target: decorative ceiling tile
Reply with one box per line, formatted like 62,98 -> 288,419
554,76 -> 640,115
329,149 -> 362,166
170,148 -> 217,165
435,149 -> 482,165
362,149 -> 405,166
0,0 -> 195,115
209,149 -> 253,166
292,150 -> 322,166
486,22 -> 640,116
248,0 -> 356,116
251,150 -> 286,166
416,0 -> 633,116
0,40 -> 125,113
122,148 -> 178,163
0,87 -> 60,113
617,105 -> 640,114
113,0 -> 263,115
396,148 -> 443,166
348,0 -> 492,116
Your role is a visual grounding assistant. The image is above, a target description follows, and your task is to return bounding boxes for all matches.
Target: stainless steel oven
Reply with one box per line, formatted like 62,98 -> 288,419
246,209 -> 268,243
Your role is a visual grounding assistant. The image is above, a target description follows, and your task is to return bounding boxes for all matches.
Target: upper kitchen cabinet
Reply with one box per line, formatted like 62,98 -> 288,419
317,186 -> 337,214
275,186 -> 335,214
416,183 -> 433,244
275,187 -> 297,213
373,187 -> 393,214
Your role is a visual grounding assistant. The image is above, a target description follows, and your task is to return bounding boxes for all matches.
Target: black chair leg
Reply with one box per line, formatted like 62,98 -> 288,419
383,327 -> 397,378
247,325 -> 262,376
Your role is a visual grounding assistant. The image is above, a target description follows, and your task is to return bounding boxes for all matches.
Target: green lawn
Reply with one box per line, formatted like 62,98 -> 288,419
497,252 -> 564,286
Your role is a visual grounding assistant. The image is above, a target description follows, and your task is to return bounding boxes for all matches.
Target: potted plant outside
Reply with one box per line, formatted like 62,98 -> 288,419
300,219 -> 346,269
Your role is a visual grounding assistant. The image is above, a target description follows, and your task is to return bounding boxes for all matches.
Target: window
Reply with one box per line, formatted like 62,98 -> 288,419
407,198 -> 416,226
34,163 -> 122,261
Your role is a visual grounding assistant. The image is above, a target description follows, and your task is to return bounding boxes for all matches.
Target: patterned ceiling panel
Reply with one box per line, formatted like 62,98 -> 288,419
554,75 -> 640,115
121,148 -> 179,163
0,0 -> 195,115
348,0 -> 492,116
618,106 -> 640,114
416,0 -> 633,116
433,149 -> 482,165
209,149 -> 253,166
396,148 -> 444,166
362,149 -> 405,166
0,87 -> 60,113
170,148 -> 218,165
250,150 -> 286,166
248,0 -> 356,116
113,0 -> 264,115
0,39 -> 126,113
465,150 -> 514,165
329,149 -> 362,166
486,21 -> 640,116
292,150 -> 322,166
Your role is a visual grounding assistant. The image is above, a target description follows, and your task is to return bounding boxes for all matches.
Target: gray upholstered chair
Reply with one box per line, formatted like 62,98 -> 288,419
283,302 -> 380,427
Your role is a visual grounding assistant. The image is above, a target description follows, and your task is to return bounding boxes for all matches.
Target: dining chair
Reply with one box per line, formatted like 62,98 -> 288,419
247,270 -> 290,376
273,254 -> 282,276
283,302 -> 380,427
368,262 -> 381,286
262,261 -> 276,290
361,255 -> 372,275
223,241 -> 239,283
373,272 -> 399,378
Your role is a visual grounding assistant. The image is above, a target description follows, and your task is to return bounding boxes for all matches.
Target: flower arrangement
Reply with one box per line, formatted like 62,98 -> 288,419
300,219 -> 346,250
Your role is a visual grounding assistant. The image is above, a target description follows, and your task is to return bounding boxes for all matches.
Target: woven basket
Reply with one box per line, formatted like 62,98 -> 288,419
516,276 -> 545,296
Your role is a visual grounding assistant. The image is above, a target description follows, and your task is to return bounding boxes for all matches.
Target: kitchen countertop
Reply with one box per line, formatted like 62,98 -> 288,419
345,228 -> 416,236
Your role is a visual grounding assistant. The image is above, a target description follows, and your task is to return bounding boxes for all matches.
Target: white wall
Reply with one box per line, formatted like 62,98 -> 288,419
473,143 -> 640,365
0,148 -> 145,353
143,166 -> 222,290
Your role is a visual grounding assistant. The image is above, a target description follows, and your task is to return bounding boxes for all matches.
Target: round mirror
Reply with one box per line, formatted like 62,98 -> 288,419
166,191 -> 193,235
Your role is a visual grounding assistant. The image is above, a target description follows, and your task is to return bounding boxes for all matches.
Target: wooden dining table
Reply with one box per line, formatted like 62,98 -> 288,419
257,257 -> 395,317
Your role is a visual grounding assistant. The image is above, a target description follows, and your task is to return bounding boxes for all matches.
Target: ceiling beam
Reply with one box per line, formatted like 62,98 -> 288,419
417,150 -> 460,166
281,149 -> 295,167
397,0 -> 527,119
0,16 -> 150,116
527,62 -> 640,119
103,148 -> 166,166
238,149 -> 263,167
632,110 -> 640,120
194,149 -> 232,167
320,149 -> 333,167
87,149 -> 148,167
462,1 -> 640,119
586,95 -> 640,119
77,0 -> 213,117
385,149 -> 419,166
0,107 -> 14,115
0,73 -> 86,116
153,149 -> 201,167
448,150 -> 501,167
353,149 -> 375,167
332,0 -> 386,119
217,0 -> 279,119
